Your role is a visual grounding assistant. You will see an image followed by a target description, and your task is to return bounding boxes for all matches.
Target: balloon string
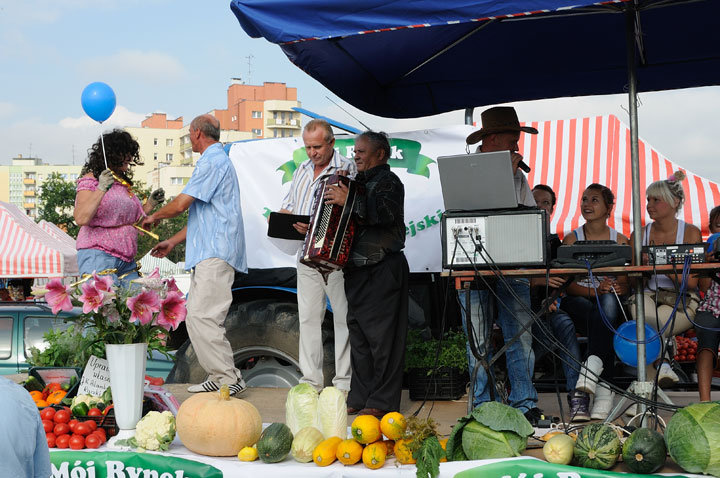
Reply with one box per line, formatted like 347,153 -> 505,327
99,123 -> 108,170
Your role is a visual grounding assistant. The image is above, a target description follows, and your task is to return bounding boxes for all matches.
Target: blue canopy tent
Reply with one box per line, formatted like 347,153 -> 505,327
230,0 -> 720,419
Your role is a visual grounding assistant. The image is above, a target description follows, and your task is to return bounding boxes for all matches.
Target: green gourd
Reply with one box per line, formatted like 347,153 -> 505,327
622,428 -> 667,474
256,422 -> 294,463
573,423 -> 621,470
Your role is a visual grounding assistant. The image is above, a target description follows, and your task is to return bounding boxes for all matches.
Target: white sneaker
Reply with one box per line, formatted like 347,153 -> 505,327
187,380 -> 220,393
575,355 -> 604,395
658,363 -> 679,387
590,383 -> 614,420
625,403 -> 637,417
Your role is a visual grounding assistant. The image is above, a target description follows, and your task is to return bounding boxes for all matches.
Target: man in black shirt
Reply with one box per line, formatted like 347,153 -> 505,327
325,131 -> 408,417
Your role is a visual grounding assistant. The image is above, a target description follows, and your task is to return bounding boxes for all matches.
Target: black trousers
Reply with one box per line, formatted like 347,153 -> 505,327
344,252 -> 409,411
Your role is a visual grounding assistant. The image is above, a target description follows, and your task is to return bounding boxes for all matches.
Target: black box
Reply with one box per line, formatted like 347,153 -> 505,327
408,367 -> 469,401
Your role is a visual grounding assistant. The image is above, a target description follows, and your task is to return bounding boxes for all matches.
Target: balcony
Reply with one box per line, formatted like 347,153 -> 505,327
23,190 -> 35,197
265,118 -> 300,129
23,178 -> 35,185
23,203 -> 36,209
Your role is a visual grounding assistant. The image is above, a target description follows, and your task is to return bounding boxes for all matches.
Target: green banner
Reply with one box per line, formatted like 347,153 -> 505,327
51,450 -> 223,478
277,138 -> 435,184
454,458 -> 688,478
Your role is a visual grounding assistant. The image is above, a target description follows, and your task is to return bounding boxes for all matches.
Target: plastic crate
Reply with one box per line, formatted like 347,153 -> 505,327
29,366 -> 82,399
81,409 -> 118,436
408,367 -> 469,401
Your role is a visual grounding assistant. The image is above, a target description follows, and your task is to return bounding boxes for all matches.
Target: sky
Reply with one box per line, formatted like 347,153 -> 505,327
1,0 -> 719,184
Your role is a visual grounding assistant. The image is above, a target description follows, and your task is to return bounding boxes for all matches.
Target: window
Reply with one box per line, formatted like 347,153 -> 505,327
166,139 -> 173,147
273,130 -> 278,138
0,317 -> 12,359
252,128 -> 262,136
154,153 -> 158,161
153,138 -> 158,146
171,177 -> 184,185
165,153 -> 173,162
231,115 -> 237,122
24,316 -> 73,358
251,111 -> 262,119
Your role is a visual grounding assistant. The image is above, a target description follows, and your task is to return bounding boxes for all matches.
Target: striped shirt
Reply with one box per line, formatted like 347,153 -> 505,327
281,150 -> 356,215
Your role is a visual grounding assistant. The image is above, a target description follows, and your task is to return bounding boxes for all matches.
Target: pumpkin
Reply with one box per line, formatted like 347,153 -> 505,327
543,434 -> 575,465
313,436 -> 343,466
290,426 -> 324,463
622,428 -> 667,474
394,438 -> 416,464
46,390 -> 67,405
380,412 -> 406,440
351,415 -> 382,444
257,422 -> 294,463
336,438 -> 364,465
362,441 -> 387,469
382,439 -> 395,457
176,385 -> 262,457
573,423 -> 621,470
440,438 -> 448,463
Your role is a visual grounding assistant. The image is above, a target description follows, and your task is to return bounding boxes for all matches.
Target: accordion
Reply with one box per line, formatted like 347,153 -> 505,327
301,174 -> 358,274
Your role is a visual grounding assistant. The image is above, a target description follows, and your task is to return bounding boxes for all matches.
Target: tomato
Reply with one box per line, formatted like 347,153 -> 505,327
679,354 -> 687,361
85,434 -> 101,449
40,407 -> 56,421
90,430 -> 106,445
68,434 -> 85,450
46,433 -> 57,448
93,427 -> 107,440
53,423 -> 70,436
688,354 -> 696,361
42,419 -> 55,433
55,434 -> 70,449
87,408 -> 102,417
84,419 -> 97,432
68,419 -> 79,432
75,422 -> 91,436
43,383 -> 62,394
54,410 -> 70,424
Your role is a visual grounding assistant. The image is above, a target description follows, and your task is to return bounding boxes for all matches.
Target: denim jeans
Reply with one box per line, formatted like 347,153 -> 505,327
459,278 -> 537,412
561,293 -> 624,383
532,309 -> 581,389
77,248 -> 140,289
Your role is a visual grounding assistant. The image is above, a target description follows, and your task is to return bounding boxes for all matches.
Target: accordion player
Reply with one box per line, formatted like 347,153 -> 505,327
301,173 -> 358,275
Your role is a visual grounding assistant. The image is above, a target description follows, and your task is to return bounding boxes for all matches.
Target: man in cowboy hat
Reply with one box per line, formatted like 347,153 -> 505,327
460,105 -> 546,425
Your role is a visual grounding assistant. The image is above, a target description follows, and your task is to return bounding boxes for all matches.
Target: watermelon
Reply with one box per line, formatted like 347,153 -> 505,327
573,423 -> 621,469
622,428 -> 666,474
256,422 -> 294,463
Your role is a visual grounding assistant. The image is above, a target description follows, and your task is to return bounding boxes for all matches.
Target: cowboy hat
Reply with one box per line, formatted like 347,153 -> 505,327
466,106 -> 538,145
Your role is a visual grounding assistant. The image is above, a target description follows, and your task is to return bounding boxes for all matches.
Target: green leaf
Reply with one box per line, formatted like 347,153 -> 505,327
445,414 -> 471,461
470,401 -> 534,437
414,435 -> 444,478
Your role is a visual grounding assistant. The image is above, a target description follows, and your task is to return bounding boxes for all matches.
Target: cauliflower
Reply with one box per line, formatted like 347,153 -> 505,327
131,411 -> 177,451
71,394 -> 103,408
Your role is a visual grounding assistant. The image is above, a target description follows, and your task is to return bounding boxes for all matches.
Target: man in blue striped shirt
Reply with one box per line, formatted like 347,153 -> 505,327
143,114 -> 248,396
279,119 -> 356,394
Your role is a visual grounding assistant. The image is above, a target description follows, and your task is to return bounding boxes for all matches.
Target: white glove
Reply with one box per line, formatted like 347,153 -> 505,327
98,169 -> 115,192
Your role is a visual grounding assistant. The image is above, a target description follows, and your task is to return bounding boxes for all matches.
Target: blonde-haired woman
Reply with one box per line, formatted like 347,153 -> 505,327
631,170 -> 702,386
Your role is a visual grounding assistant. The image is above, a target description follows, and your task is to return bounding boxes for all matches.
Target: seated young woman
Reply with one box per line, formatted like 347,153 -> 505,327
630,170 -> 702,387
694,205 -> 720,402
560,183 -> 630,420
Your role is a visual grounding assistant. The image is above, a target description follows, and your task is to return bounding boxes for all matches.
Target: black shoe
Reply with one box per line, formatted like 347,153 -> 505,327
523,407 -> 544,426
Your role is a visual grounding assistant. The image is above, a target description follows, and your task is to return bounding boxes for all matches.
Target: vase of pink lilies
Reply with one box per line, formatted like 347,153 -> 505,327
33,268 -> 187,432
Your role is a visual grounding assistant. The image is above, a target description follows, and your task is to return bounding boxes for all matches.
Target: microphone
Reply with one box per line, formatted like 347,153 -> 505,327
518,160 -> 531,174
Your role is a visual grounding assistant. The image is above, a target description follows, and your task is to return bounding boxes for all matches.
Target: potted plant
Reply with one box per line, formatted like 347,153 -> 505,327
405,328 -> 469,400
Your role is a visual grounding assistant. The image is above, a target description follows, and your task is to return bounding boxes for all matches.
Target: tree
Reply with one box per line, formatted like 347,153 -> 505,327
37,172 -> 79,238
133,181 -> 188,264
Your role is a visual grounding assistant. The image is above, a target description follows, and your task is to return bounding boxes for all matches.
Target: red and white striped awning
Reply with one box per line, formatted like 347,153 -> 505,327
520,114 -> 720,239
0,202 -> 79,278
38,220 -> 76,249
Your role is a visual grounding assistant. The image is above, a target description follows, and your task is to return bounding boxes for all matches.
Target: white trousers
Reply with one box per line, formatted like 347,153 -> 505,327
296,260 -> 351,391
186,258 -> 242,385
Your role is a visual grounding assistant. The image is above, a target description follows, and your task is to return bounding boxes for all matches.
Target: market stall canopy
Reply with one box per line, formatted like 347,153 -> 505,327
230,0 -> 720,118
38,220 -> 76,249
0,202 -> 79,278
139,252 -> 186,277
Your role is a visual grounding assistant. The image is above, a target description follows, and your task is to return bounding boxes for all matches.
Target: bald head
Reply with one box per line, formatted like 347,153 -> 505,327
191,114 -> 221,142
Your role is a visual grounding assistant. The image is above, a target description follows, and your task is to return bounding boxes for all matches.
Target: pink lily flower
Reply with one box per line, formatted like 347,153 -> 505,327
165,277 -> 181,294
126,290 -> 161,325
80,282 -> 105,314
44,279 -> 73,315
92,273 -> 114,292
157,291 -> 187,331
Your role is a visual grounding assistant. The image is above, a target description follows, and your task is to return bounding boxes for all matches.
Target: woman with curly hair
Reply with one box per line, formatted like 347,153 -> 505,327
73,129 -> 164,286
631,170 -> 702,386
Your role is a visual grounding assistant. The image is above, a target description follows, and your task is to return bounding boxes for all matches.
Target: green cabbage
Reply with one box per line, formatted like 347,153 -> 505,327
318,386 -> 348,439
285,383 -> 319,435
446,402 -> 534,461
665,401 -> 720,476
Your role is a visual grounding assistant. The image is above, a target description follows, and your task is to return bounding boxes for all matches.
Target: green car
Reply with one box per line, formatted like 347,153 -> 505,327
0,302 -> 174,379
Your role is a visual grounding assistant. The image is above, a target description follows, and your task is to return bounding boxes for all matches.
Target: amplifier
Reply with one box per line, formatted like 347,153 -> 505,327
643,243 -> 706,265
556,240 -> 632,264
441,209 -> 547,269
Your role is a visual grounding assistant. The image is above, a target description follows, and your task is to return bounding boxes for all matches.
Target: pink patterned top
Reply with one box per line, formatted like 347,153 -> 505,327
697,274 -> 720,318
75,175 -> 145,262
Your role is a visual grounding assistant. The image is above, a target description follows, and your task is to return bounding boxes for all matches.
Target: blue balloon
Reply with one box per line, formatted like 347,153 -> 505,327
707,232 -> 720,253
81,82 -> 116,122
613,320 -> 661,367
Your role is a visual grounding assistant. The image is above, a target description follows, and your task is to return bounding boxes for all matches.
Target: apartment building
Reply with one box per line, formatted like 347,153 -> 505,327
0,156 -> 82,218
